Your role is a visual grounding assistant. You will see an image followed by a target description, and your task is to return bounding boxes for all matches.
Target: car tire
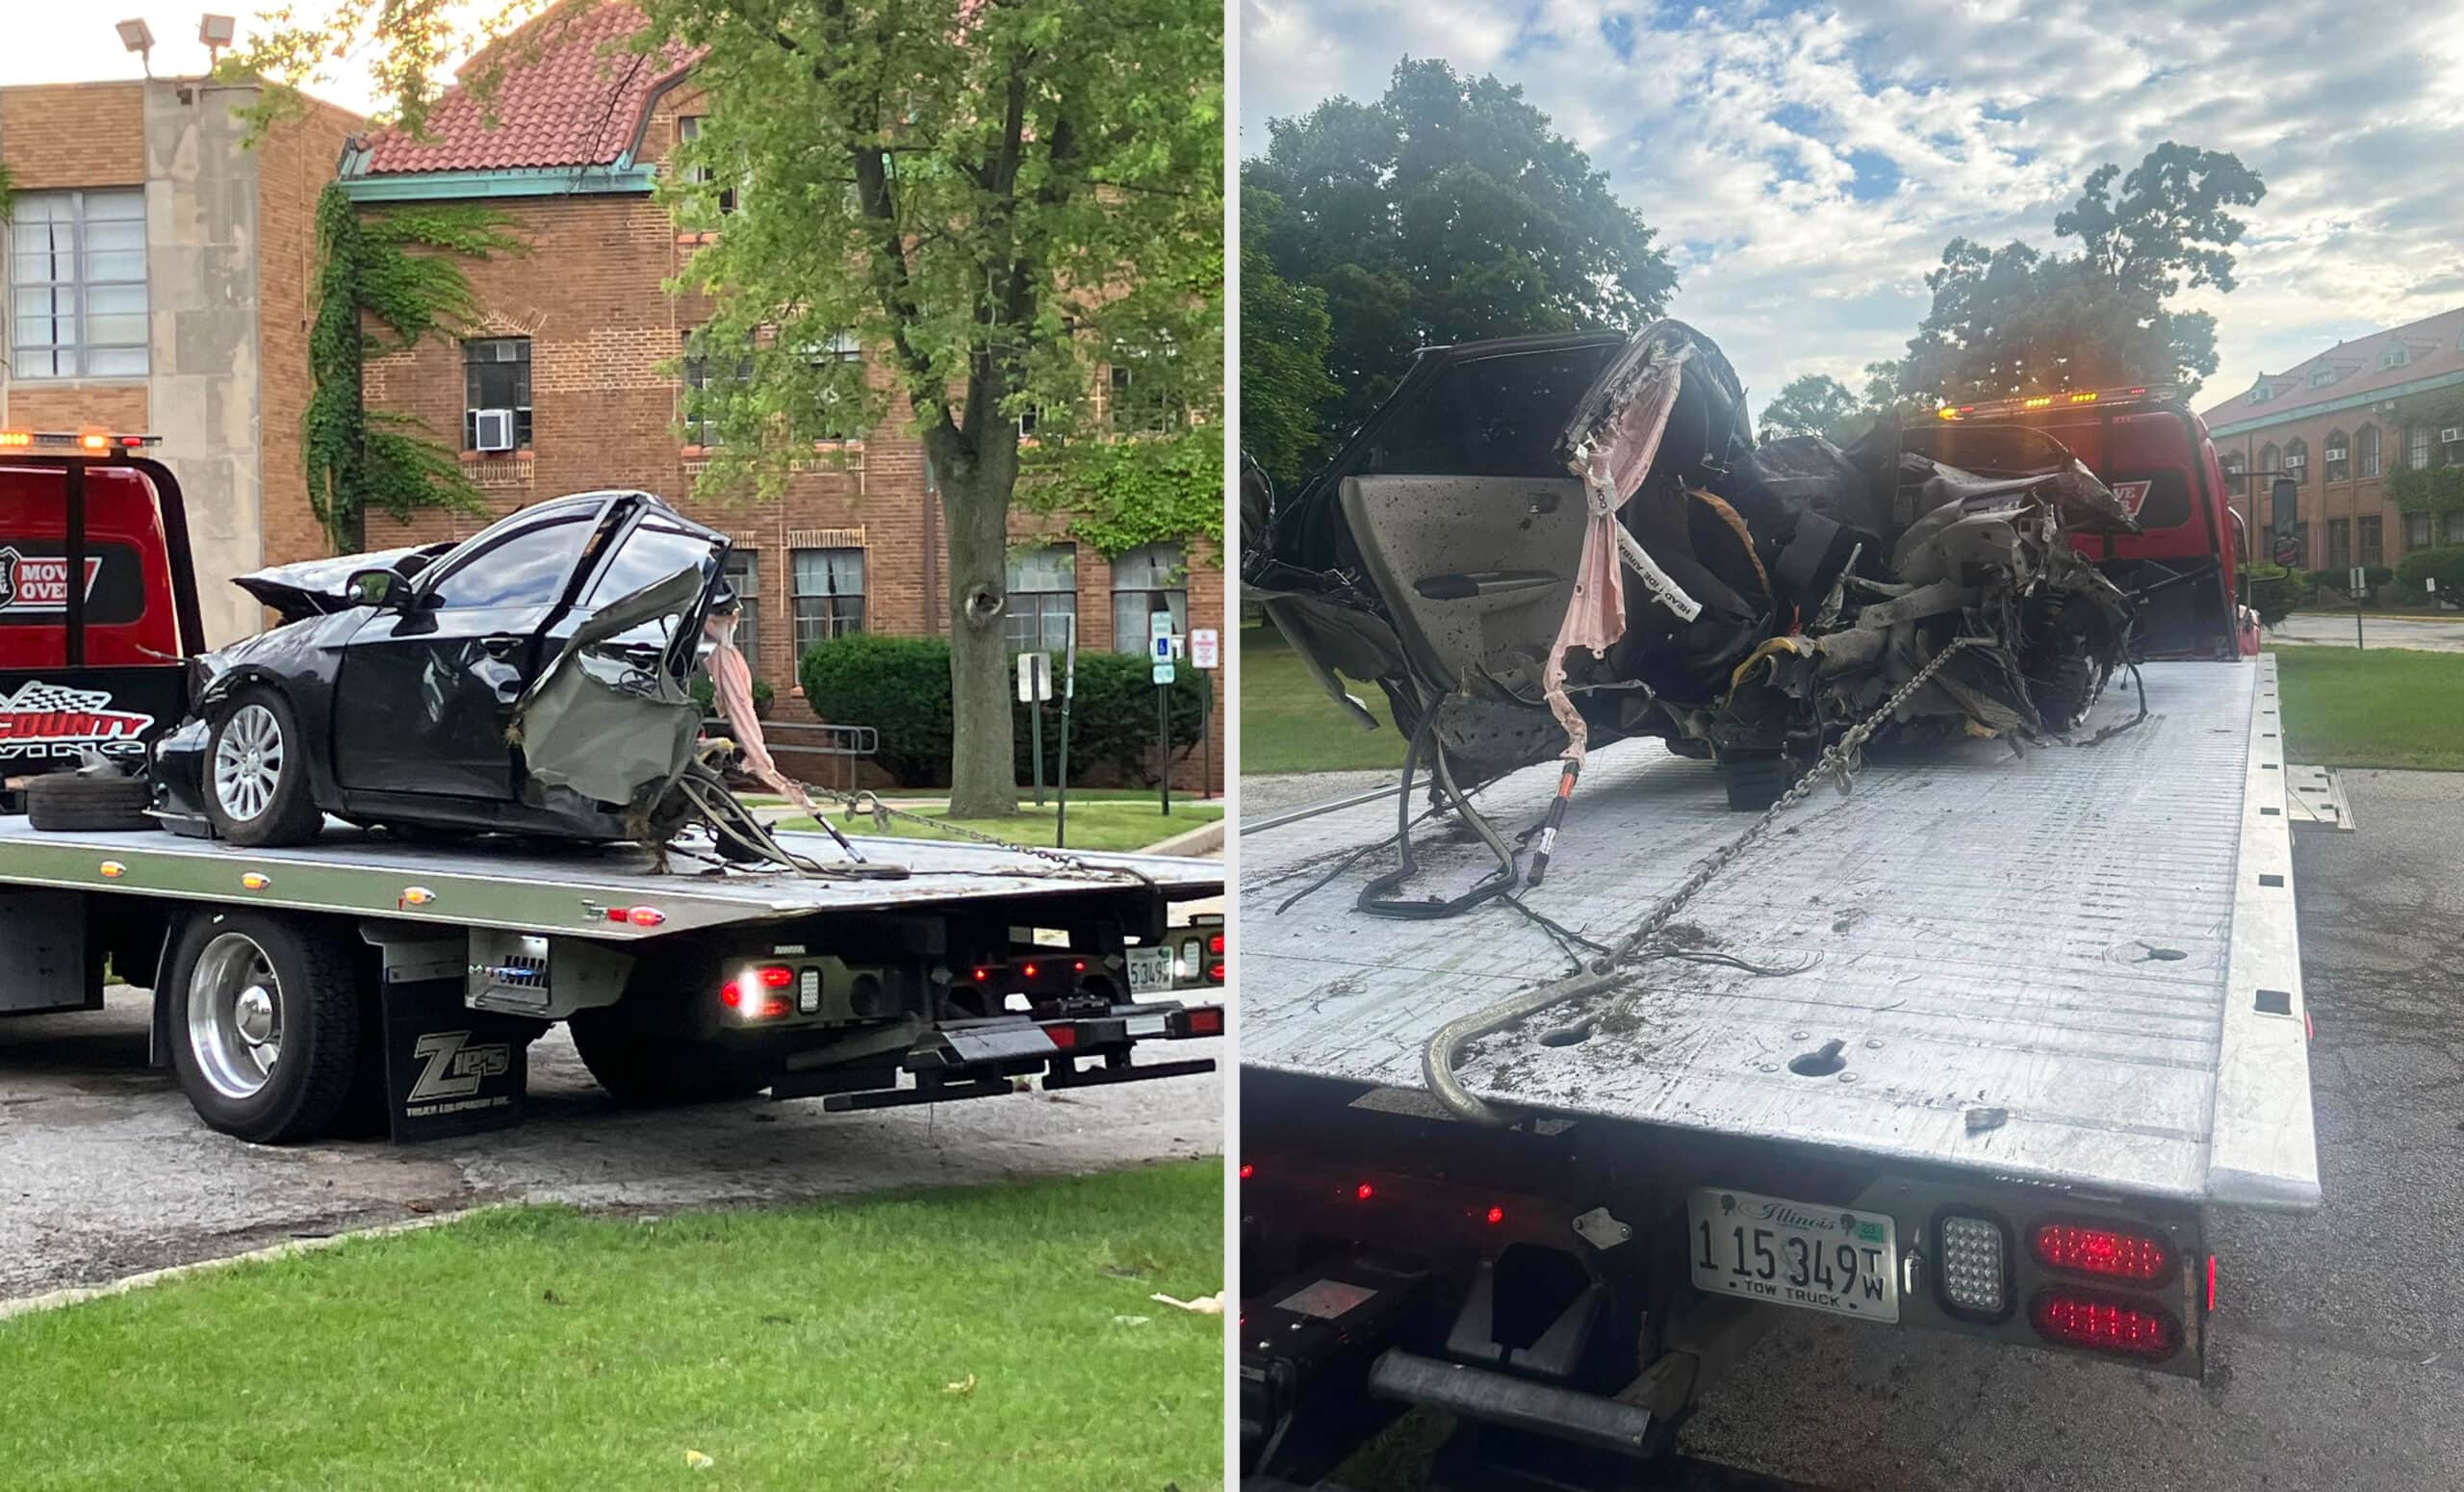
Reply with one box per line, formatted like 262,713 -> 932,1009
204,685 -> 323,846
165,912 -> 364,1144
569,1012 -> 771,1107
24,772 -> 154,832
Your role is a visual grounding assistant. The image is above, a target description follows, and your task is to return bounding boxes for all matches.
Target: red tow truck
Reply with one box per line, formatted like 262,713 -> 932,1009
3,430 -> 1223,1144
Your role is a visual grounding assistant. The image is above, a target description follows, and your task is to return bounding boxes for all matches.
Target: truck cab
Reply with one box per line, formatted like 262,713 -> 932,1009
0,431 -> 203,804
1915,385 -> 2253,659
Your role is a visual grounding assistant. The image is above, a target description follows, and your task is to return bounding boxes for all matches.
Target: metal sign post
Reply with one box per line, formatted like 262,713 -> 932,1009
1055,619 -> 1077,848
1150,612 -> 1176,818
2351,565 -> 2366,650
1191,627 -> 1219,799
1016,652 -> 1052,806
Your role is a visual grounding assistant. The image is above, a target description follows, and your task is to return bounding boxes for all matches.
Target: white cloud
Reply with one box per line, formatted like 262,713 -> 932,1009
1241,0 -> 2464,416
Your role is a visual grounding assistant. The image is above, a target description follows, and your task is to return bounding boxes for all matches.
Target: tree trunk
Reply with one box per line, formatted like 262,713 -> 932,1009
940,463 -> 1018,818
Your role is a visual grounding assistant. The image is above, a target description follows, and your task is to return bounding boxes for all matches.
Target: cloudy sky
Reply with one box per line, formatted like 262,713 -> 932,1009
0,4 -> 425,115
1240,0 -> 2464,417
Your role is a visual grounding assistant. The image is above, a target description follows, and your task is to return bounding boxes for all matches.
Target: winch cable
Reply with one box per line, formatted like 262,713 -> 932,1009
1423,634 -> 1984,1125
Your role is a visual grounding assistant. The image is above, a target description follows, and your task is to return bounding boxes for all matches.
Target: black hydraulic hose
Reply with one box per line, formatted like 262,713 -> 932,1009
1355,702 -> 1522,920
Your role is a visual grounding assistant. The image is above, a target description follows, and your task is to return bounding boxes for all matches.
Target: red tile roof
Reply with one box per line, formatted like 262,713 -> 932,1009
359,2 -> 698,176
2201,304 -> 2464,429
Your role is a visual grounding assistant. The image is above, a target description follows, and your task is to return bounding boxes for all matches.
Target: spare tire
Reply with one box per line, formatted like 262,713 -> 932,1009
25,772 -> 155,832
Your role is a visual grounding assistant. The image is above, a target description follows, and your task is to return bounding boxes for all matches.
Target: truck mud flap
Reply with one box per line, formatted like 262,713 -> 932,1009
379,975 -> 529,1142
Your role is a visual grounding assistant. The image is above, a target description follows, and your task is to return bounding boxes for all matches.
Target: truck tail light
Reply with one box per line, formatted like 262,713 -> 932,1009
1177,1005 -> 1223,1037
2030,1289 -> 2180,1360
1044,1023 -> 1078,1049
607,905 -> 666,927
1936,1214 -> 2011,1319
2033,1222 -> 2175,1284
757,965 -> 794,989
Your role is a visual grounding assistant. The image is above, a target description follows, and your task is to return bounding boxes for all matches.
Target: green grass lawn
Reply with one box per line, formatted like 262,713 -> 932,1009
1240,624 -> 1408,775
783,798 -> 1222,852
0,1164 -> 1223,1492
2268,644 -> 2464,770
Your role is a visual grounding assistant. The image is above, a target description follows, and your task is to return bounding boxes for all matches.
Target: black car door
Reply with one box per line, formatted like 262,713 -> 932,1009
331,497 -> 621,800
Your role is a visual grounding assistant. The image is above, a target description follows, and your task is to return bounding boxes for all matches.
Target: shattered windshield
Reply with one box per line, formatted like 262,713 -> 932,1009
1351,343 -> 1623,479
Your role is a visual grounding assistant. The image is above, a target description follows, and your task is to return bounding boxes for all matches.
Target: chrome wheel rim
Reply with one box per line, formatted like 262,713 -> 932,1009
188,932 -> 283,1100
212,704 -> 284,823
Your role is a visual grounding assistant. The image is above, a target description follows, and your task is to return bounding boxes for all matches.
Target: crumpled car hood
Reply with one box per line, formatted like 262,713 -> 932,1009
231,544 -> 454,623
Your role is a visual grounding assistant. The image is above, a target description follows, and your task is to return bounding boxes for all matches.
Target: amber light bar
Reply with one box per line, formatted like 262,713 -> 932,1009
0,430 -> 162,451
1933,385 -> 2178,422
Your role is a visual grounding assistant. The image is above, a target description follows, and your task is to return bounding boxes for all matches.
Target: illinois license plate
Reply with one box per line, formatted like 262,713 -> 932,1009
1127,945 -> 1174,993
1687,1187 -> 1900,1324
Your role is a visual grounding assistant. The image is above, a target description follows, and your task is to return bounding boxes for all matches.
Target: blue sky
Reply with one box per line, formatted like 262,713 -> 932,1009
1239,0 -> 2464,417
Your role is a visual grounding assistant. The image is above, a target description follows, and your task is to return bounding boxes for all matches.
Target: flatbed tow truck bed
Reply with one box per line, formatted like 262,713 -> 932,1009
1241,656 -> 2314,1210
0,819 -> 1221,938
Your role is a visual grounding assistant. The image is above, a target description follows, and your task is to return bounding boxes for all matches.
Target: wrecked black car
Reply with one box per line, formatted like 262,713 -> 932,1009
1245,322 -> 2141,835
156,490 -> 737,849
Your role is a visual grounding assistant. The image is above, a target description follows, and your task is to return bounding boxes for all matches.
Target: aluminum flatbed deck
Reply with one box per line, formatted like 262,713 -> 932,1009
1241,656 -> 2317,1211
0,817 -> 1220,939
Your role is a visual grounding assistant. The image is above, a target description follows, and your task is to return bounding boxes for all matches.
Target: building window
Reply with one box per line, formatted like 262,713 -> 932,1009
724,549 -> 760,665
2323,431 -> 2348,483
2359,515 -> 2382,568
2308,366 -> 2335,388
2409,425 -> 2432,471
2219,450 -> 2246,494
2447,512 -> 2464,547
2358,424 -> 2381,479
2326,518 -> 2350,570
9,189 -> 148,379
2281,437 -> 2307,481
2248,379 -> 2273,405
2257,443 -> 2280,476
681,333 -> 751,447
2406,512 -> 2433,551
677,116 -> 736,214
1107,336 -> 1184,434
2294,522 -> 2310,567
806,330 -> 864,441
791,548 -> 866,650
1004,543 -> 1077,654
2380,342 -> 2412,370
463,338 -> 532,450
1110,541 -> 1188,655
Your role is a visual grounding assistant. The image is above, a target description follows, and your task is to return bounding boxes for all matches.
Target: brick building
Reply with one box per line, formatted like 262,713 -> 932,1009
320,4 -> 1223,789
2199,305 -> 2464,573
0,76 -> 360,646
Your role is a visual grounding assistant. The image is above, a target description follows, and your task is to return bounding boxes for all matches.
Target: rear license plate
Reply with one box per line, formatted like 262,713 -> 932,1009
1687,1187 -> 1899,1324
1127,945 -> 1174,993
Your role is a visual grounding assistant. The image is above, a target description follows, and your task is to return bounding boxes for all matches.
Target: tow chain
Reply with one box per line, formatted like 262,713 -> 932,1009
1421,633 -> 1989,1125
800,784 -> 1153,887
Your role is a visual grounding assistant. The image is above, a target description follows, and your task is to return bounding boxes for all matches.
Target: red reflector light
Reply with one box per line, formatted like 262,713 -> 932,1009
1355,1183 -> 1374,1201
757,965 -> 794,989
2030,1290 -> 2180,1359
606,908 -> 629,924
1184,1006 -> 1223,1037
2033,1222 -> 2175,1284
1023,963 -> 1039,978
1045,1024 -> 1078,1049
973,967 -> 989,983
1239,1163 -> 1254,1179
1208,932 -> 1224,955
1485,1206 -> 1504,1225
720,982 -> 742,1008
2206,1254 -> 2218,1313
1073,960 -> 1087,973
627,906 -> 665,927
1207,963 -> 1224,982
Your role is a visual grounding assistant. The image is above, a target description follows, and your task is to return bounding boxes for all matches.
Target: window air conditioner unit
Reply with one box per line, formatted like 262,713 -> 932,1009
2324,447 -> 2347,461
474,409 -> 517,451
2443,427 -> 2463,445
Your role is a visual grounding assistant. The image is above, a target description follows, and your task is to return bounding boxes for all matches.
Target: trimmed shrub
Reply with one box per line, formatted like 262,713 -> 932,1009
801,632 -> 1208,788
2396,545 -> 2464,600
2244,562 -> 2304,628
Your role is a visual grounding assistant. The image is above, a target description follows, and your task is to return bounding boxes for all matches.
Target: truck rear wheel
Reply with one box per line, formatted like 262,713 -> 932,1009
569,1012 -> 771,1107
166,913 -> 364,1144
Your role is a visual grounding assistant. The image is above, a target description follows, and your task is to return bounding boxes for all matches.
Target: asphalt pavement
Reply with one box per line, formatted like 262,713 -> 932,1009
0,1002 -> 1221,1305
2272,612 -> 2464,652
1668,767 -> 2464,1490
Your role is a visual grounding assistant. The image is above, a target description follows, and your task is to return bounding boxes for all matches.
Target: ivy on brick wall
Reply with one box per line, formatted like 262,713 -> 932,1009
2388,465 -> 2464,516
1017,426 -> 1224,561
303,183 -> 522,553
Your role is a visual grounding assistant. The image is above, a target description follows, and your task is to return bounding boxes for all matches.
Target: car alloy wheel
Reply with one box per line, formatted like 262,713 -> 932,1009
212,702 -> 286,824
187,931 -> 284,1100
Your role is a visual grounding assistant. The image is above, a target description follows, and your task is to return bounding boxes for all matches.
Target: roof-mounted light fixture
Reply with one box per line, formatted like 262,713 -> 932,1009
116,17 -> 155,75
199,14 -> 237,67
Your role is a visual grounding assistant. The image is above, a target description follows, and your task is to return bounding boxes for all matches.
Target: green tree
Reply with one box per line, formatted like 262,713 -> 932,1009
304,185 -> 520,553
1245,58 -> 1676,436
1239,217 -> 1341,486
1886,142 -> 2262,405
1758,373 -> 1864,444
237,0 -> 1221,819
